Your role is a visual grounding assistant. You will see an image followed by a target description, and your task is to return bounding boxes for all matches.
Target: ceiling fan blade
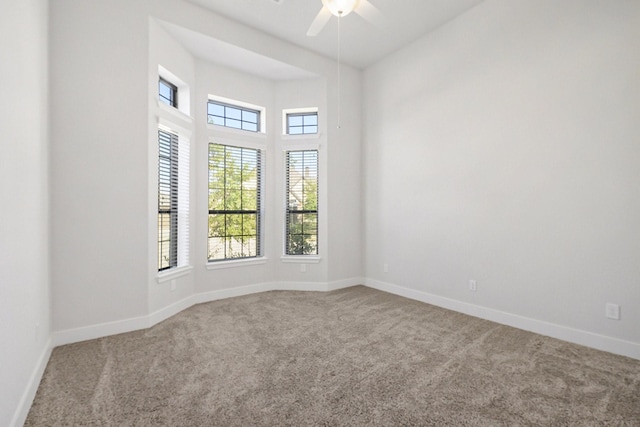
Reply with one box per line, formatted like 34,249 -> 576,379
307,6 -> 332,36
354,0 -> 385,28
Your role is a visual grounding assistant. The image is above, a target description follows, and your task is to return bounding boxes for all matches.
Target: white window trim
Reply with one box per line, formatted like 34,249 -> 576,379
157,265 -> 193,283
282,107 -> 318,135
208,135 -> 267,152
207,143 -> 265,263
156,121 -> 191,274
206,123 -> 268,140
281,133 -> 320,142
208,95 -> 266,134
283,149 -> 320,258
280,256 -> 321,264
158,118 -> 192,140
281,140 -> 320,151
158,101 -> 193,125
207,257 -> 268,270
159,65 -> 190,116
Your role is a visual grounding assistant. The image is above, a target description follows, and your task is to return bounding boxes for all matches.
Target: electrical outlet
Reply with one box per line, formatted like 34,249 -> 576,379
170,279 -> 176,292
605,303 -> 620,320
469,280 -> 477,292
383,263 -> 389,273
300,264 -> 307,273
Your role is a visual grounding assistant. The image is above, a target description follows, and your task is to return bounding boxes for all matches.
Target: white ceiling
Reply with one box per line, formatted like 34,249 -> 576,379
184,0 -> 485,69
160,21 -> 321,81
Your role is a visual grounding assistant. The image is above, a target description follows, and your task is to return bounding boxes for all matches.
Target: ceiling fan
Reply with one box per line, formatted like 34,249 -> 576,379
306,0 -> 383,36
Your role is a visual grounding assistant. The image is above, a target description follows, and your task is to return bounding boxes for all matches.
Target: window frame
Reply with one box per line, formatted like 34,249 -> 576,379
207,143 -> 264,262
284,150 -> 319,256
286,112 -> 318,135
159,77 -> 178,108
158,129 -> 179,271
207,100 -> 261,133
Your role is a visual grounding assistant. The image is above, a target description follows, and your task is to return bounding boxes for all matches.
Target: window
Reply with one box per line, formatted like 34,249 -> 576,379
287,112 -> 318,135
158,130 -> 178,270
208,101 -> 260,132
285,150 -> 318,255
158,129 -> 189,271
159,78 -> 177,108
208,143 -> 262,261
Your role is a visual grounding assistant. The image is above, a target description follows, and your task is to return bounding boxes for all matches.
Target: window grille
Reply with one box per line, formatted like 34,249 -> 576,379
287,112 -> 318,135
285,150 -> 318,255
159,78 -> 177,107
207,101 -> 260,132
208,143 -> 263,261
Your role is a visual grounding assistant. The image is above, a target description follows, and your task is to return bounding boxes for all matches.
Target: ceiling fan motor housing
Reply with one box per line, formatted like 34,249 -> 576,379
322,0 -> 359,17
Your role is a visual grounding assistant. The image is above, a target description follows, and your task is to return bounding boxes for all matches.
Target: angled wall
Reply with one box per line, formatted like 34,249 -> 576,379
50,0 -> 362,343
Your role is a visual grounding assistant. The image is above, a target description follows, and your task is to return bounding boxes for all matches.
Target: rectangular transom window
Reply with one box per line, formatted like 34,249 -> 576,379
159,78 -> 177,108
208,143 -> 262,261
285,150 -> 318,255
208,101 -> 260,132
287,112 -> 318,135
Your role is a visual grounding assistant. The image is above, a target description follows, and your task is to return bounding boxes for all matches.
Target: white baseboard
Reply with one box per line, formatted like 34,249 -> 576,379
148,295 -> 195,327
53,314 -> 150,347
270,277 -> 363,292
18,276 -> 639,427
194,278 -> 363,304
52,279 -> 364,348
327,277 -> 364,291
365,278 -> 640,360
11,338 -> 52,427
51,276 -> 637,360
194,282 -> 276,304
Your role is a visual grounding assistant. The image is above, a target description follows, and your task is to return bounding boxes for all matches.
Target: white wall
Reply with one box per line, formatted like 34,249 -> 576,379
147,19 -> 197,317
363,0 -> 640,357
326,66 -> 362,283
50,0 -> 363,343
4,1 -> 638,423
274,78 -> 329,284
0,0 -> 51,425
50,0 -> 150,333
195,60 -> 279,291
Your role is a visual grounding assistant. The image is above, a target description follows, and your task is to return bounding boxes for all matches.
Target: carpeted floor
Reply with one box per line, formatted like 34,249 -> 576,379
25,286 -> 640,426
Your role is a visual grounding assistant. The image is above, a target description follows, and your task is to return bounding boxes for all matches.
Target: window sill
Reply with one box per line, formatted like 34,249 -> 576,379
157,101 -> 193,124
280,256 -> 321,264
207,123 -> 267,139
281,133 -> 320,141
207,257 -> 268,270
281,138 -> 321,151
156,265 -> 193,283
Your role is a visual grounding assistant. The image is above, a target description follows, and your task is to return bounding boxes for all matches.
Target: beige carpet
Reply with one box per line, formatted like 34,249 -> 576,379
25,286 -> 640,426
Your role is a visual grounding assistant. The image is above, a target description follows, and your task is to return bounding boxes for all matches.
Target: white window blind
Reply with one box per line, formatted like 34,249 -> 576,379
158,129 -> 189,271
285,150 -> 318,255
177,134 -> 190,267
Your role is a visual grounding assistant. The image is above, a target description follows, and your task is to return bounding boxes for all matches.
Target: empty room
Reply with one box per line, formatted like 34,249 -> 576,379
2,0 -> 639,425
